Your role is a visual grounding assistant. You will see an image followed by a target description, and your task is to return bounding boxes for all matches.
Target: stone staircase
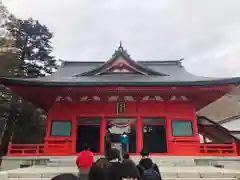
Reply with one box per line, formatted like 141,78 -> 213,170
46,156 -> 198,167
1,156 -> 240,180
1,165 -> 240,180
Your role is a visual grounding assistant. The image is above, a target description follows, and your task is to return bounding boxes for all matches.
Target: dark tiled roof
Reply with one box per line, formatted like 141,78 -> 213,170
1,46 -> 240,87
1,60 -> 240,87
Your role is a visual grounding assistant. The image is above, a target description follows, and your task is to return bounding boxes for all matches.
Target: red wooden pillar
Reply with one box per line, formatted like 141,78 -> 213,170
100,116 -> 106,154
72,116 -> 77,154
136,116 -> 143,153
165,116 -> 172,154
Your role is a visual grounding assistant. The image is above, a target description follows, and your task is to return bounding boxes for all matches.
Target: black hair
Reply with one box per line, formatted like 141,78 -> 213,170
123,153 -> 130,159
140,149 -> 149,157
51,173 -> 78,180
107,148 -> 121,161
83,144 -> 89,150
88,158 -> 112,180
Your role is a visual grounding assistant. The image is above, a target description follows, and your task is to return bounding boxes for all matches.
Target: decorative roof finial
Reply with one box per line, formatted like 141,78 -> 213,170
119,41 -> 122,48
118,41 -> 124,52
111,41 -> 130,58
180,56 -> 184,61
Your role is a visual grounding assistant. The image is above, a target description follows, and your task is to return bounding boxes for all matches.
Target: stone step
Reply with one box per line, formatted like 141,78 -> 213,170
46,162 -> 196,167
6,172 -> 240,179
2,166 -> 240,180
46,159 -> 197,167
8,179 -> 50,180
7,178 -> 240,180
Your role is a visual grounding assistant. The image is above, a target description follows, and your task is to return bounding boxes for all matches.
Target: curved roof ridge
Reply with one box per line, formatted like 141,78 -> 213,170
76,46 -> 169,76
62,60 -> 182,65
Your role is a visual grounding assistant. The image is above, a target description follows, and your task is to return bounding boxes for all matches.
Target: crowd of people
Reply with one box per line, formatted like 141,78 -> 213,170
51,144 -> 162,180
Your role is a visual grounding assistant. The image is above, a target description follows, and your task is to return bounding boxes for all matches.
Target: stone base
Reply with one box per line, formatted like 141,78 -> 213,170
1,166 -> 240,180
2,156 -> 240,171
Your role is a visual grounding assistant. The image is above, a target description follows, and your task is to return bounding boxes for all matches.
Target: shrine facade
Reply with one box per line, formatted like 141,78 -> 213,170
1,45 -> 240,156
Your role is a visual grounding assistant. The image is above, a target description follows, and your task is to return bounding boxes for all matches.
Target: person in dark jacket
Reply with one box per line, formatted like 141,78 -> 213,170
121,159 -> 142,180
105,130 -> 112,157
122,153 -> 137,169
88,157 -> 112,180
107,148 -> 122,180
136,149 -> 162,180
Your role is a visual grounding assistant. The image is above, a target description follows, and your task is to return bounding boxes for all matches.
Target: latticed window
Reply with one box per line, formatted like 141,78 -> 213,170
172,120 -> 193,136
51,120 -> 72,137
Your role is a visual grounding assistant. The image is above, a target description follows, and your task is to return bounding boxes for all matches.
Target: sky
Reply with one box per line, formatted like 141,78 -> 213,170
3,0 -> 240,77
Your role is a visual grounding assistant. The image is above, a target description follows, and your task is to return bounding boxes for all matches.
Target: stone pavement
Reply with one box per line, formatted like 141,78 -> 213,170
1,166 -> 240,180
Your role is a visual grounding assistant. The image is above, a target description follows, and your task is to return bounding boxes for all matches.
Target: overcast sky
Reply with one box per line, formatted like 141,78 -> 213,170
3,0 -> 240,77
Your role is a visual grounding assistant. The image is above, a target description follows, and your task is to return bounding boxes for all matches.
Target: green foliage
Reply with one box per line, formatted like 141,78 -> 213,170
0,12 -> 58,157
5,18 -> 58,77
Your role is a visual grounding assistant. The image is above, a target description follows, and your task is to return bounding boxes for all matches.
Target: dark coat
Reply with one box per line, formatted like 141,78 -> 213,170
88,158 -> 112,180
136,158 -> 162,180
88,165 -> 108,180
121,159 -> 142,180
108,161 -> 122,180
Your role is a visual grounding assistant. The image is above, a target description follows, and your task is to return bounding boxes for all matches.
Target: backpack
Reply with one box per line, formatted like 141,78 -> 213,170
139,164 -> 160,180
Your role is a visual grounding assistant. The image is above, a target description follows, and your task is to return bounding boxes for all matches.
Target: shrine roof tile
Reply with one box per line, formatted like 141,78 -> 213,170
1,45 -> 240,87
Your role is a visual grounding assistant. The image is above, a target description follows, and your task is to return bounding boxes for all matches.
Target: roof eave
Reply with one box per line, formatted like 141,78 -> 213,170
1,77 -> 240,87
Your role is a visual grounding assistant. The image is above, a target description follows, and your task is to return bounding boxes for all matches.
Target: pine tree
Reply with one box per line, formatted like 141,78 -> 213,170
5,18 -> 58,77
0,3 -> 57,159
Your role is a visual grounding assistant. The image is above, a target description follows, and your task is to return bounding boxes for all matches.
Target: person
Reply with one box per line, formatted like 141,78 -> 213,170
120,132 -> 129,155
123,153 -> 130,160
88,157 -> 112,180
50,173 -> 78,180
76,144 -> 94,180
122,153 -> 136,167
121,159 -> 142,180
136,149 -> 162,180
107,148 -> 122,180
105,130 -> 111,157
121,153 -> 141,180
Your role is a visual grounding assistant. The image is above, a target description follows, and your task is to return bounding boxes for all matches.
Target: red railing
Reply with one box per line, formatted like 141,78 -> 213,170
8,141 -> 72,156
7,143 -> 238,156
8,144 -> 44,156
200,143 -> 237,156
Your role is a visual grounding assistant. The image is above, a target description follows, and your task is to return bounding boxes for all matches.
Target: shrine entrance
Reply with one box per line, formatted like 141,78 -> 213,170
106,118 -> 136,153
142,118 -> 168,153
76,117 -> 100,153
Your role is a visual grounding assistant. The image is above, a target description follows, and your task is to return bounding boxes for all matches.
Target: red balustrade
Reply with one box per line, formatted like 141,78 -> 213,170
8,144 -> 44,156
8,141 -> 72,156
200,143 -> 237,156
7,143 -> 238,156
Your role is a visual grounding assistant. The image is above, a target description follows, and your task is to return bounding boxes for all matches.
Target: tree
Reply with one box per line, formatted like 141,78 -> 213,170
5,18 -> 58,77
0,3 -> 61,159
0,14 -> 59,159
0,39 -> 21,77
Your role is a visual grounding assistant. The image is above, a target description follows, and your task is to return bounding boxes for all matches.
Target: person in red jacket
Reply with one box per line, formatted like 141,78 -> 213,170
76,144 -> 94,180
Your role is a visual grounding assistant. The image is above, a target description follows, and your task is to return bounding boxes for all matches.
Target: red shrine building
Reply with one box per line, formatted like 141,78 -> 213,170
1,45 -> 240,156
